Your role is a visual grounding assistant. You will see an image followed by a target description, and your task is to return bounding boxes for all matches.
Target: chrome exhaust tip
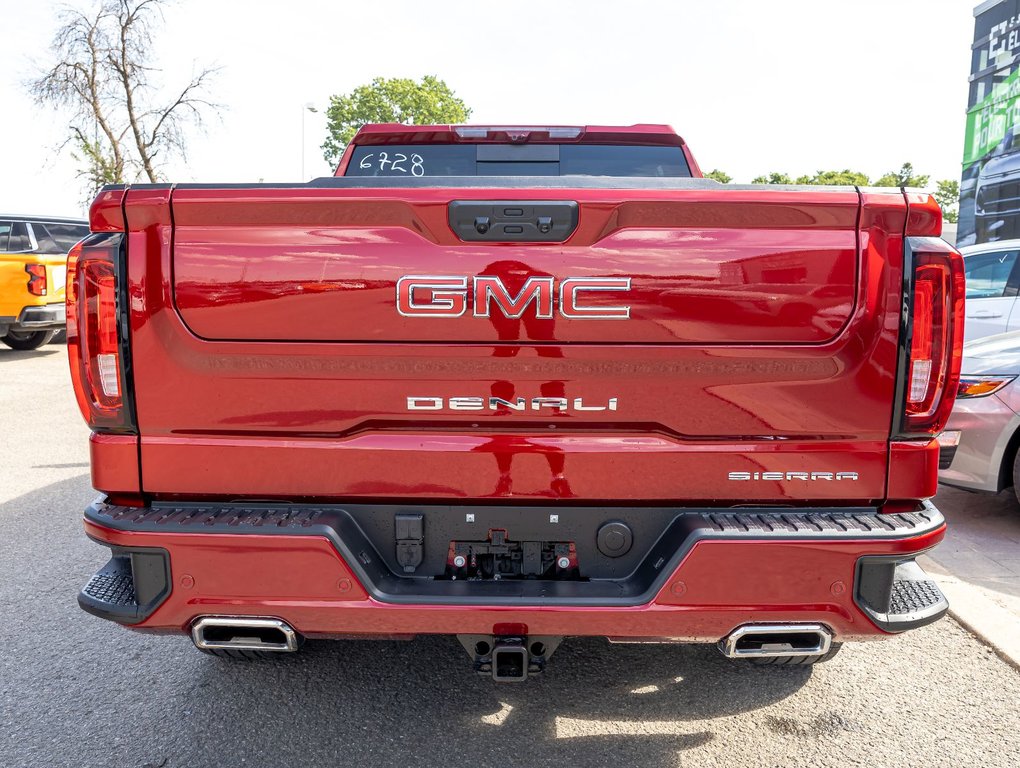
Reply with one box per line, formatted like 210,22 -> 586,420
191,616 -> 299,653
719,623 -> 832,659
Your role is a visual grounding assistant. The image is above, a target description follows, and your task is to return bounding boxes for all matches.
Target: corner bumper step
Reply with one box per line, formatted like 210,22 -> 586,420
78,548 -> 171,625
855,559 -> 948,632
81,557 -> 136,610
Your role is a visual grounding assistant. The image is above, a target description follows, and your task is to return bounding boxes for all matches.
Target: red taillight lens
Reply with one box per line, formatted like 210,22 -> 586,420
25,264 -> 47,296
67,236 -> 132,431
901,238 -> 966,434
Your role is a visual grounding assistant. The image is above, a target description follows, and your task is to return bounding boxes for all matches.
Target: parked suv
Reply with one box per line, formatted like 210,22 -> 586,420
960,239 -> 1020,341
0,215 -> 88,350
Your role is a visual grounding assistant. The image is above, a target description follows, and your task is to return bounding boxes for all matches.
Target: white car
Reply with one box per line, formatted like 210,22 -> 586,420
961,239 -> 1020,341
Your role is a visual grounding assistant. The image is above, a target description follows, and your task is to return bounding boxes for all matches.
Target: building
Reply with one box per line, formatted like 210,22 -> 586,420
960,0 -> 1020,246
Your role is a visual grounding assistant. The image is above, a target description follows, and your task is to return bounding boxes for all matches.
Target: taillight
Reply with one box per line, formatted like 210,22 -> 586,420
25,264 -> 47,296
899,237 -> 966,435
67,234 -> 133,431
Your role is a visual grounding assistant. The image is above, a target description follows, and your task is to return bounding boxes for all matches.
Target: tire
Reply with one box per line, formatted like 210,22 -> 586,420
196,634 -> 306,660
748,642 -> 842,667
1011,451 -> 1020,507
197,647 -> 292,661
1,330 -> 56,350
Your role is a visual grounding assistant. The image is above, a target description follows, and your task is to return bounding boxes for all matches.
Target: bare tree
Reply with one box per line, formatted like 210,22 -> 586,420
30,0 -> 219,194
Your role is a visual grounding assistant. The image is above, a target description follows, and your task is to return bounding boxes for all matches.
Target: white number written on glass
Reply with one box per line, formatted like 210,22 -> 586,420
357,152 -> 425,177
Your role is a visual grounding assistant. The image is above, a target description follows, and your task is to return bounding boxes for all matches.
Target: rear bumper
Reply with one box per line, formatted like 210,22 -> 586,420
2,304 -> 67,331
80,499 -> 948,641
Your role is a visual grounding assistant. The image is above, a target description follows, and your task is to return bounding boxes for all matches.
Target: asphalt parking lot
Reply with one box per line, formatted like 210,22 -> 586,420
2,347 -> 1019,768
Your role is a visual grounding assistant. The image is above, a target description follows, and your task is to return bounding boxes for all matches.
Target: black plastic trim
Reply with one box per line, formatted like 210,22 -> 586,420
854,555 -> 949,632
78,544 -> 171,625
85,498 -> 945,608
113,232 -> 138,433
938,445 -> 958,470
448,200 -> 578,242
1002,245 -> 1020,298
15,304 -> 66,328
889,233 -> 917,440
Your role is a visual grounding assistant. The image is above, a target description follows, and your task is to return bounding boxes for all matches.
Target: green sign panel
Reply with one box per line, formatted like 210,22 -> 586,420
965,66 -> 1020,167
959,1 -> 1020,246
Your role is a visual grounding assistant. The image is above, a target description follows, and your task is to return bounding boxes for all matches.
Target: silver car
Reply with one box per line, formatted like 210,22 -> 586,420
938,331 -> 1020,501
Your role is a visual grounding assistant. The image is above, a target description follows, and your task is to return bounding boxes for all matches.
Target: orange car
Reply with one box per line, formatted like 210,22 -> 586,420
0,215 -> 89,350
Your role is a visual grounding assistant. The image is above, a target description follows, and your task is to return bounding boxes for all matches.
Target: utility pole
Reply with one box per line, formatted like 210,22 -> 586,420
301,103 -> 317,179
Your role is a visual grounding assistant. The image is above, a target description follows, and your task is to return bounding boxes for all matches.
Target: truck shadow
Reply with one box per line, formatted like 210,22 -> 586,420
180,633 -> 812,765
2,473 -> 813,768
0,345 -> 64,361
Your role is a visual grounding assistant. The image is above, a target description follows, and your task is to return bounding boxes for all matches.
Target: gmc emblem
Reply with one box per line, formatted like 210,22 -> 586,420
396,275 -> 631,319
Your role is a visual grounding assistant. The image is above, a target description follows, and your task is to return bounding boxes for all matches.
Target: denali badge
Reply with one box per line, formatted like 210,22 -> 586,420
728,471 -> 859,481
396,275 -> 631,319
408,396 -> 619,412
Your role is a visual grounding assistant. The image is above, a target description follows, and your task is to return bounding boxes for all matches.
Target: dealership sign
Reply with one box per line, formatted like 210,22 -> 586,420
958,0 -> 1020,246
965,67 -> 1020,166
988,13 -> 1020,57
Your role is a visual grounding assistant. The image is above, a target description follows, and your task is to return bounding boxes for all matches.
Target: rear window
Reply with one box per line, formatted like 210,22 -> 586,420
30,222 -> 89,254
345,144 -> 690,178
0,220 -> 31,253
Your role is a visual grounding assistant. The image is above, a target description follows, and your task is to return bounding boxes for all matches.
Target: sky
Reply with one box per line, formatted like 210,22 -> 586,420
0,0 -> 978,218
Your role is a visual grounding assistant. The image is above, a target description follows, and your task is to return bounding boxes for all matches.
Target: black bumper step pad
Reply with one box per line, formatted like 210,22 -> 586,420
82,559 -> 137,607
78,549 -> 171,625
91,500 -> 944,540
890,577 -> 945,615
855,559 -> 949,632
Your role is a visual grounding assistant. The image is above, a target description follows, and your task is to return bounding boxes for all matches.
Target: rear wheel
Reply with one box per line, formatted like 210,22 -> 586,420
196,646 -> 301,661
1,330 -> 55,350
1011,451 -> 1020,507
748,642 -> 842,667
195,631 -> 306,660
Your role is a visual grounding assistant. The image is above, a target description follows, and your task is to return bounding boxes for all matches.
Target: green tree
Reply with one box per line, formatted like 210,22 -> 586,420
752,172 -> 793,184
705,169 -> 732,183
935,179 -> 960,223
794,169 -> 871,186
321,75 -> 471,166
875,162 -> 929,188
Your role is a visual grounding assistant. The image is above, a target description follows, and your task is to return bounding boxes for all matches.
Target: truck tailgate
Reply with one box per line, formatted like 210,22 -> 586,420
171,189 -> 857,345
123,182 -> 905,504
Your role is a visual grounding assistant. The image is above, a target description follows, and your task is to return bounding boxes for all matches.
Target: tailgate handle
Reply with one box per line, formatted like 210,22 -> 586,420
449,200 -> 578,242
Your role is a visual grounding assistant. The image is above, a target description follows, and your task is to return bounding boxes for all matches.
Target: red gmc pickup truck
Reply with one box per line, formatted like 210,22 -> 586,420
71,124 -> 964,681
